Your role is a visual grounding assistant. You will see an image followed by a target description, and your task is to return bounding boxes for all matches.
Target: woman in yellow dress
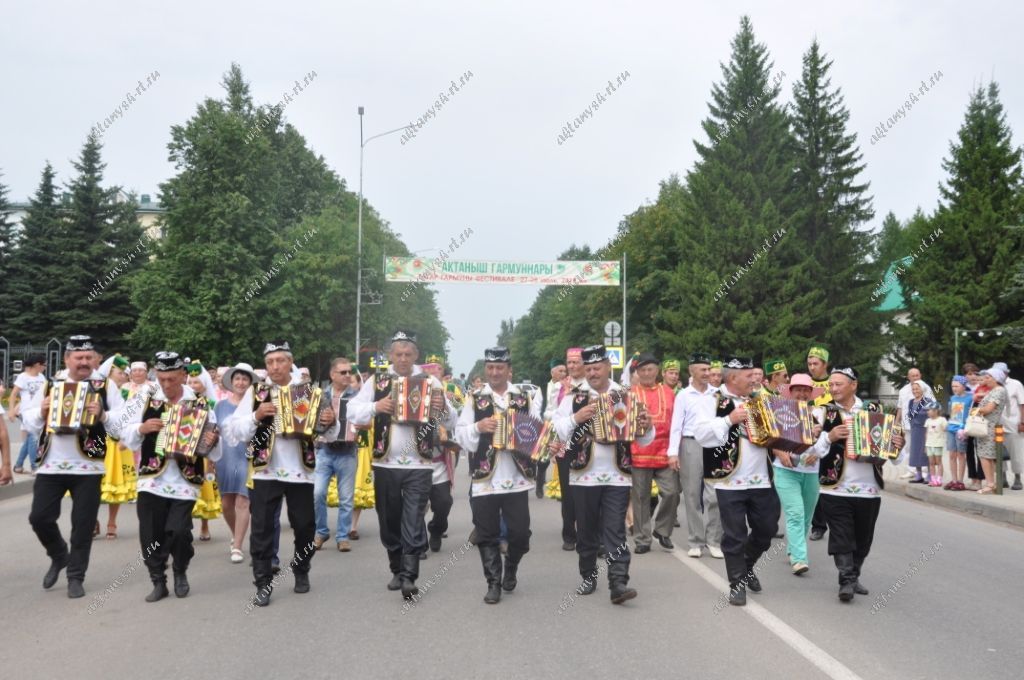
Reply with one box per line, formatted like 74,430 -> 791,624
187,370 -> 221,540
349,372 -> 374,539
100,356 -> 137,539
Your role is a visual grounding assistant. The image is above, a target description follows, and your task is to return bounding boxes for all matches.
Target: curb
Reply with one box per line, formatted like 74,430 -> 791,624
0,478 -> 34,502
885,479 -> 1024,529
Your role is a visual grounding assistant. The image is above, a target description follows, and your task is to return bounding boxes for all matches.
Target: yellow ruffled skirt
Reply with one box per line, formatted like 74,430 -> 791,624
192,478 -> 222,519
354,432 -> 375,509
545,461 -> 562,500
101,439 -> 138,504
327,476 -> 339,507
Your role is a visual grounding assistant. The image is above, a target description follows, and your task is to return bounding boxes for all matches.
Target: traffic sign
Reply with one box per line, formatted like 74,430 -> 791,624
604,321 -> 622,337
605,346 -> 624,368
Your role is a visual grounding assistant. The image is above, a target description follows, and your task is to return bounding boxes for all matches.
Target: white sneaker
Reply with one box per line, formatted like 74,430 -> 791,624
687,547 -> 702,558
708,545 -> 724,559
900,471 -> 916,480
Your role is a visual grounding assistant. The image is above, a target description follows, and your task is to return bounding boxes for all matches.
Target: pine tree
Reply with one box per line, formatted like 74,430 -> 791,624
655,16 -> 797,360
4,163 -> 64,343
786,39 -> 883,381
891,82 -> 1024,386
0,173 -> 17,333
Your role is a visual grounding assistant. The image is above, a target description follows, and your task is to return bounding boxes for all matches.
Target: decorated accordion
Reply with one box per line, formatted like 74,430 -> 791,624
493,409 -> 543,453
530,420 -> 560,462
391,375 -> 443,425
46,380 -> 99,434
845,410 -> 900,464
592,389 -> 646,444
746,392 -> 816,453
272,382 -> 328,439
158,400 -> 217,462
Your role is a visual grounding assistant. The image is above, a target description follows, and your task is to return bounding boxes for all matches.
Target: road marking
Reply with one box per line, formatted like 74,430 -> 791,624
670,550 -> 864,680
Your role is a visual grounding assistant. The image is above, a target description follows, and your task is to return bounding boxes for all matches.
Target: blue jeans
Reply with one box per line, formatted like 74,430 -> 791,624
313,447 -> 357,543
15,430 -> 38,470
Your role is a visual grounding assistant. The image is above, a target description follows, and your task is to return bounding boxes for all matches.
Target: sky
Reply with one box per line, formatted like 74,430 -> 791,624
3,0 -> 1022,378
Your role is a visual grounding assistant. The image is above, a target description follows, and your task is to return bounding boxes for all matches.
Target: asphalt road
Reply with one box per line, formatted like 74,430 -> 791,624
1,474 -> 1021,680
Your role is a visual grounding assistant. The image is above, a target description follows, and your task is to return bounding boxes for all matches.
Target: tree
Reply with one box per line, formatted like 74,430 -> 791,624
786,39 -> 883,383
4,163 -> 65,343
890,82 -> 1024,388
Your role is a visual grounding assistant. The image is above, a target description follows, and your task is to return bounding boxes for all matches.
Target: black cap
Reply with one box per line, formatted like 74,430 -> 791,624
154,351 -> 186,372
688,351 -> 712,366
67,335 -> 95,352
830,366 -> 859,382
263,340 -> 292,356
484,346 -> 511,363
722,355 -> 754,370
634,352 -> 659,370
582,345 -> 607,365
390,330 -> 417,346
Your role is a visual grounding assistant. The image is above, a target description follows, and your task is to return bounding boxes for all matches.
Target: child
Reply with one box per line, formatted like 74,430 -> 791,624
945,376 -> 972,490
924,406 -> 948,487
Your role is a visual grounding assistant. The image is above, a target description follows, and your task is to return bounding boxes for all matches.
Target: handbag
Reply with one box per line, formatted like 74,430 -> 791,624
964,409 -> 988,438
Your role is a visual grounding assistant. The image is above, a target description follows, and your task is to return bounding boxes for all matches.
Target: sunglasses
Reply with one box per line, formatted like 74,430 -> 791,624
334,369 -> 352,375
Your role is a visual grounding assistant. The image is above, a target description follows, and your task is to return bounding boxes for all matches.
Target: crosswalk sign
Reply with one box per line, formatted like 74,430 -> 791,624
605,346 -> 624,369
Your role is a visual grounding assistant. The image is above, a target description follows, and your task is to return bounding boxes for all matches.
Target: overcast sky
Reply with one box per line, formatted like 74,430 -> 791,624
3,1 -> 1022,377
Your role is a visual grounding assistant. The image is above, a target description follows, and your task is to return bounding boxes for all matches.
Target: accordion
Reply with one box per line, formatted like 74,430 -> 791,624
272,382 -> 328,439
845,410 -> 900,464
391,375 -> 443,425
530,420 -> 560,462
592,389 -> 646,444
47,380 -> 100,434
159,400 -> 217,462
746,392 -> 816,453
493,409 -> 543,453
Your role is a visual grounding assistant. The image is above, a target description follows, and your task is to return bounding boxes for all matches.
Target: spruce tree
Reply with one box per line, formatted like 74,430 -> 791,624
787,40 -> 883,381
891,82 -> 1024,385
4,164 -> 64,343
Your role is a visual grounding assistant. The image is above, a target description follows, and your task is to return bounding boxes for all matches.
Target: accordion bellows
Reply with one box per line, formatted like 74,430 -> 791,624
845,410 -> 900,464
746,393 -> 815,453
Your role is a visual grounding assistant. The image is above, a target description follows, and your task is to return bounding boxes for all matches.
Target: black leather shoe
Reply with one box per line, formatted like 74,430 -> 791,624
271,563 -> 281,574
577,577 -> 597,595
536,487 -> 544,499
729,585 -> 746,606
43,554 -> 69,589
253,584 -> 272,607
562,541 -> 576,551
653,531 -> 674,550
746,573 -> 762,593
634,544 -> 651,554
401,579 -> 419,600
67,579 -> 85,599
673,519 -> 681,528
501,558 -> 518,592
294,572 -> 310,593
468,528 -> 477,545
839,582 -> 855,602
610,584 -> 637,604
853,581 -> 868,595
173,572 -> 190,598
808,528 -> 825,541
429,533 -> 442,552
484,583 -> 502,604
387,574 -> 402,591
146,581 -> 169,603
419,552 -> 427,560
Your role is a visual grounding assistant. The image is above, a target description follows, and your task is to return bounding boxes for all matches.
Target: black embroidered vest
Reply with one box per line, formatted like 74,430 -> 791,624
137,396 -> 208,485
469,389 -> 536,481
701,393 -> 774,482
819,402 -> 885,490
371,374 -> 435,460
247,383 -> 316,471
37,378 -> 111,465
564,389 -> 632,474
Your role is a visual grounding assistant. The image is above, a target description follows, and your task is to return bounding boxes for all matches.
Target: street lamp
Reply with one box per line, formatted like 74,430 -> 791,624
356,107 -> 409,360
954,326 -> 1017,373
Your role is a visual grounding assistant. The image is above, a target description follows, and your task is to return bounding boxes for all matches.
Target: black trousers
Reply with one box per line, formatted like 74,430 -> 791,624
374,466 -> 432,578
819,494 -> 881,560
136,492 -> 196,579
714,487 -> 780,560
470,490 -> 531,559
574,485 -> 630,577
556,455 -> 577,544
29,473 -> 102,582
535,460 -> 549,495
810,503 -> 827,532
250,480 -> 316,583
426,481 -> 454,541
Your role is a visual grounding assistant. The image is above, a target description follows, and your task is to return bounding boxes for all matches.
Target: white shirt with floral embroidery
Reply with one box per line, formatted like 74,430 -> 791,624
812,397 -> 881,498
693,385 -> 772,491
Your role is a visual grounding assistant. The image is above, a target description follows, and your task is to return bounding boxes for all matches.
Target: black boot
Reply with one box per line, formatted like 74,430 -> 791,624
252,559 -> 273,607
67,579 -> 85,599
173,571 -> 190,598
146,578 -> 169,603
400,554 -> 420,600
386,550 -> 402,590
852,555 -> 868,595
744,557 -> 763,593
252,581 -> 272,607
480,546 -> 503,604
578,554 -> 598,595
294,571 -> 310,594
502,555 -> 519,592
43,551 -> 69,589
724,552 -> 748,606
835,553 -> 856,602
608,559 -> 637,604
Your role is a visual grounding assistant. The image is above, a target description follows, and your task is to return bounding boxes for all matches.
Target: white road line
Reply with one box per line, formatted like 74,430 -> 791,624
670,550 -> 865,680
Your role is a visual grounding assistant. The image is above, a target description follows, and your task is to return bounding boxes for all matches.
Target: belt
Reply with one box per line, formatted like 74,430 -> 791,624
683,435 -> 695,439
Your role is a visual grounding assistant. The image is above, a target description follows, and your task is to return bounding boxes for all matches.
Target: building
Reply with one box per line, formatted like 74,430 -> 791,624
7,190 -> 165,240
873,256 -> 918,406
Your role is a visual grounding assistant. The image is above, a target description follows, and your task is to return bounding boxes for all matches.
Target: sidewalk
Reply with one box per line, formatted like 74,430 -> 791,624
0,426 -> 35,501
883,465 -> 1024,529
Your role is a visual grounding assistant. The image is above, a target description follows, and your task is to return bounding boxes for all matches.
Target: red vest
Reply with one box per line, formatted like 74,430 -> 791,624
630,384 -> 674,468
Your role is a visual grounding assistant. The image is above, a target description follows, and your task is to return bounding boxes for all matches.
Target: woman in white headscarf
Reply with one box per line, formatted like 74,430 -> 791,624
974,367 -> 1008,494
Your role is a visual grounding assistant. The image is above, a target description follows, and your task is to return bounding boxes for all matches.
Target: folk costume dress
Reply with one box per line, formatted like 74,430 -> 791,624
192,397 -> 223,520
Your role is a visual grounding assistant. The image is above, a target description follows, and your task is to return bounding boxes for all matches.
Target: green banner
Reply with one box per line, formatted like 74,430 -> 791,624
385,257 -> 621,286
